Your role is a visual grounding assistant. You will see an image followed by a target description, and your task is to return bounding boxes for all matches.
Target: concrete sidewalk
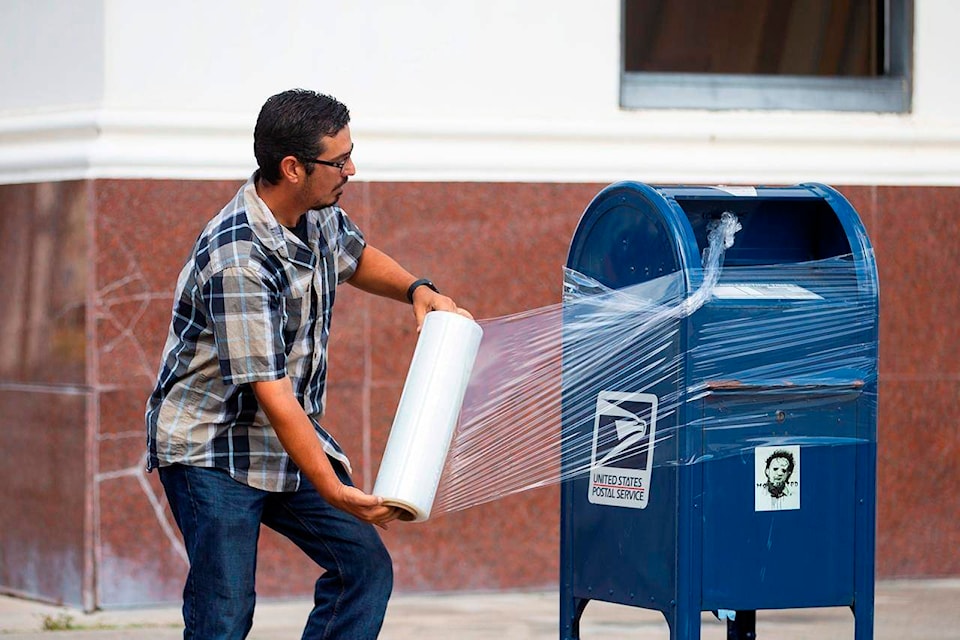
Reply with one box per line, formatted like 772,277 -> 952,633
1,579 -> 957,639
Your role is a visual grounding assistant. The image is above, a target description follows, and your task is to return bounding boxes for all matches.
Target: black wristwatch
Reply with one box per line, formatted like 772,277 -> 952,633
406,278 -> 439,303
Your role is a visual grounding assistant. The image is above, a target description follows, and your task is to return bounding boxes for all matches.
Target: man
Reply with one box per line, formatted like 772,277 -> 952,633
145,89 -> 468,639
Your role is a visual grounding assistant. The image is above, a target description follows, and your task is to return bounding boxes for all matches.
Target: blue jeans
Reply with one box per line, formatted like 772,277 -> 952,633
159,461 -> 393,640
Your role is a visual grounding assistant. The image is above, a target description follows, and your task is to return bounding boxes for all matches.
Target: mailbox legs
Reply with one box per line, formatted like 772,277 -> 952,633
726,610 -> 757,639
853,601 -> 874,640
559,595 -> 588,640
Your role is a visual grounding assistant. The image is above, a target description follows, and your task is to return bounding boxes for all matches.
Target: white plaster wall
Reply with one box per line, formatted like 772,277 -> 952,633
99,1 -> 617,120
911,0 -> 960,121
0,0 -> 104,112
2,0 -> 960,185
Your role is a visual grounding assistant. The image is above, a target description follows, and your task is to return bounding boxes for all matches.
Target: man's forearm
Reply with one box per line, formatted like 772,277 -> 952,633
251,377 -> 341,498
348,245 -> 418,302
348,243 -> 469,332
251,376 -> 398,525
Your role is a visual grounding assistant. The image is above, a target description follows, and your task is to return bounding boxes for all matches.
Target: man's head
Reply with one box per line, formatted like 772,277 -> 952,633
764,450 -> 795,489
254,89 -> 351,185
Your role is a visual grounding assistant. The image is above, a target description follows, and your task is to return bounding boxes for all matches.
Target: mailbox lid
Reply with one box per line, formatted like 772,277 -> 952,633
568,182 -> 878,305
567,182 -> 699,293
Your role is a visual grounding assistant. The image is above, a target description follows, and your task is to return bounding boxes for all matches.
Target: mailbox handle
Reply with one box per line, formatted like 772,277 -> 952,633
703,379 -> 864,393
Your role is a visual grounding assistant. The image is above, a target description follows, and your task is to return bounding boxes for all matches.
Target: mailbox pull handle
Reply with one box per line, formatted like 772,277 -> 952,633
704,379 -> 865,393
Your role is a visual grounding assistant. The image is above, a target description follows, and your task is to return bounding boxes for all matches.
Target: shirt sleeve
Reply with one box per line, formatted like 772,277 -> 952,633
334,209 -> 366,284
202,266 -> 287,385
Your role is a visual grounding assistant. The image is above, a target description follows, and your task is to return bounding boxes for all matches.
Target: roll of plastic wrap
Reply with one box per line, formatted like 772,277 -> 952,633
373,311 -> 483,522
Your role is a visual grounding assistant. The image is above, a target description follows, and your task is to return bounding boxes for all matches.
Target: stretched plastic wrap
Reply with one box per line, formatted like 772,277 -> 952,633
383,212 -> 878,520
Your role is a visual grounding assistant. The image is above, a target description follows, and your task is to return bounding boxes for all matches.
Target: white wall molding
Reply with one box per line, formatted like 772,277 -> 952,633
4,1 -> 960,187
3,108 -> 960,186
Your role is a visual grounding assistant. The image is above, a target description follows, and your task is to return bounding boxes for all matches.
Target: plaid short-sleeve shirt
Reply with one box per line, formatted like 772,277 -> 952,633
145,175 -> 366,491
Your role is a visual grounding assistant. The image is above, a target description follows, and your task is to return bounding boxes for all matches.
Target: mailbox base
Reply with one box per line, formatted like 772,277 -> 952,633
559,599 -> 874,639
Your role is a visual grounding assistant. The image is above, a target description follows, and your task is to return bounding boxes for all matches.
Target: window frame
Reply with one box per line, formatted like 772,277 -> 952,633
620,0 -> 913,113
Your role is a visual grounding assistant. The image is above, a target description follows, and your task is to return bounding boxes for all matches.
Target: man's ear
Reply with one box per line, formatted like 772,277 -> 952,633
279,156 -> 302,184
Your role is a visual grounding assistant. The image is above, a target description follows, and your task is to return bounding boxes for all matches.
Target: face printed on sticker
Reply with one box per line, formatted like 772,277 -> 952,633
766,457 -> 790,486
764,453 -> 794,497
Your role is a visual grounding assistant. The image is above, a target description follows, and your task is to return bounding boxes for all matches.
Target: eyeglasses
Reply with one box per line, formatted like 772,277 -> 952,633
301,144 -> 353,173
302,157 -> 350,171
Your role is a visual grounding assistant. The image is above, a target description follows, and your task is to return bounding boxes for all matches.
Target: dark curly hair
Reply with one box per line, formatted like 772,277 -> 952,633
253,89 -> 350,185
764,449 -> 796,477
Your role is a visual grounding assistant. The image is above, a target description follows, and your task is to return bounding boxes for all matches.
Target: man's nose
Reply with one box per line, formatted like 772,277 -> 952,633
343,156 -> 357,177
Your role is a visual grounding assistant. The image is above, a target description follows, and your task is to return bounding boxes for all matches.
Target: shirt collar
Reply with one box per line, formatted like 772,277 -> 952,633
242,173 -> 320,269
242,173 -> 289,257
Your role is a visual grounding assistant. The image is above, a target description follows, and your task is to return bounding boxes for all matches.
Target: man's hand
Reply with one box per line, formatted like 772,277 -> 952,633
411,285 -> 474,331
327,484 -> 404,529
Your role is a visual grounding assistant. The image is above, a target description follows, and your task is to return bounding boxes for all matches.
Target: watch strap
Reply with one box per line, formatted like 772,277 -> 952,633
406,278 -> 439,303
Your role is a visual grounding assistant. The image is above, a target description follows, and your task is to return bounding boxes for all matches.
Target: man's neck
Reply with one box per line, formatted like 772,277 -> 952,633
255,176 -> 305,228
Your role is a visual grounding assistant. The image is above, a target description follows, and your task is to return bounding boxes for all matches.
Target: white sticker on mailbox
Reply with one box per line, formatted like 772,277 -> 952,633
755,445 -> 801,511
589,391 -> 658,509
713,185 -> 758,197
713,283 -> 823,300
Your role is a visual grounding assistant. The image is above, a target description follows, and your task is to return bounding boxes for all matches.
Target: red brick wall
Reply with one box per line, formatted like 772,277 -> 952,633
1,179 -> 956,607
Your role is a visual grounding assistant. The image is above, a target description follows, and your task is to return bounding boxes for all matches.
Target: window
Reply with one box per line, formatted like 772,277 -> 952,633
621,0 -> 912,112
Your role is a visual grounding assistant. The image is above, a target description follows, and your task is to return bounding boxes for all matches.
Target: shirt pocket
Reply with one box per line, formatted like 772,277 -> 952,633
282,295 -> 304,354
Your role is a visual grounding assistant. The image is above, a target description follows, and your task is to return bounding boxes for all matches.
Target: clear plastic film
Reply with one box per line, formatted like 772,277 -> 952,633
427,212 -> 878,518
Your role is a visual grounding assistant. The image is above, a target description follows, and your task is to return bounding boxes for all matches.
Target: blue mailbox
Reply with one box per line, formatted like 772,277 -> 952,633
559,183 -> 878,640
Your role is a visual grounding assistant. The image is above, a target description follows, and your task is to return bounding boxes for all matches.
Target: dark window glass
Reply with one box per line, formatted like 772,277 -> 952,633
624,0 -> 881,77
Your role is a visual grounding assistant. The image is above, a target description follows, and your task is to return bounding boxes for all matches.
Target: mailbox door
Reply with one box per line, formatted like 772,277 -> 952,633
699,386 -> 861,611
564,316 -> 684,611
564,181 -> 696,612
